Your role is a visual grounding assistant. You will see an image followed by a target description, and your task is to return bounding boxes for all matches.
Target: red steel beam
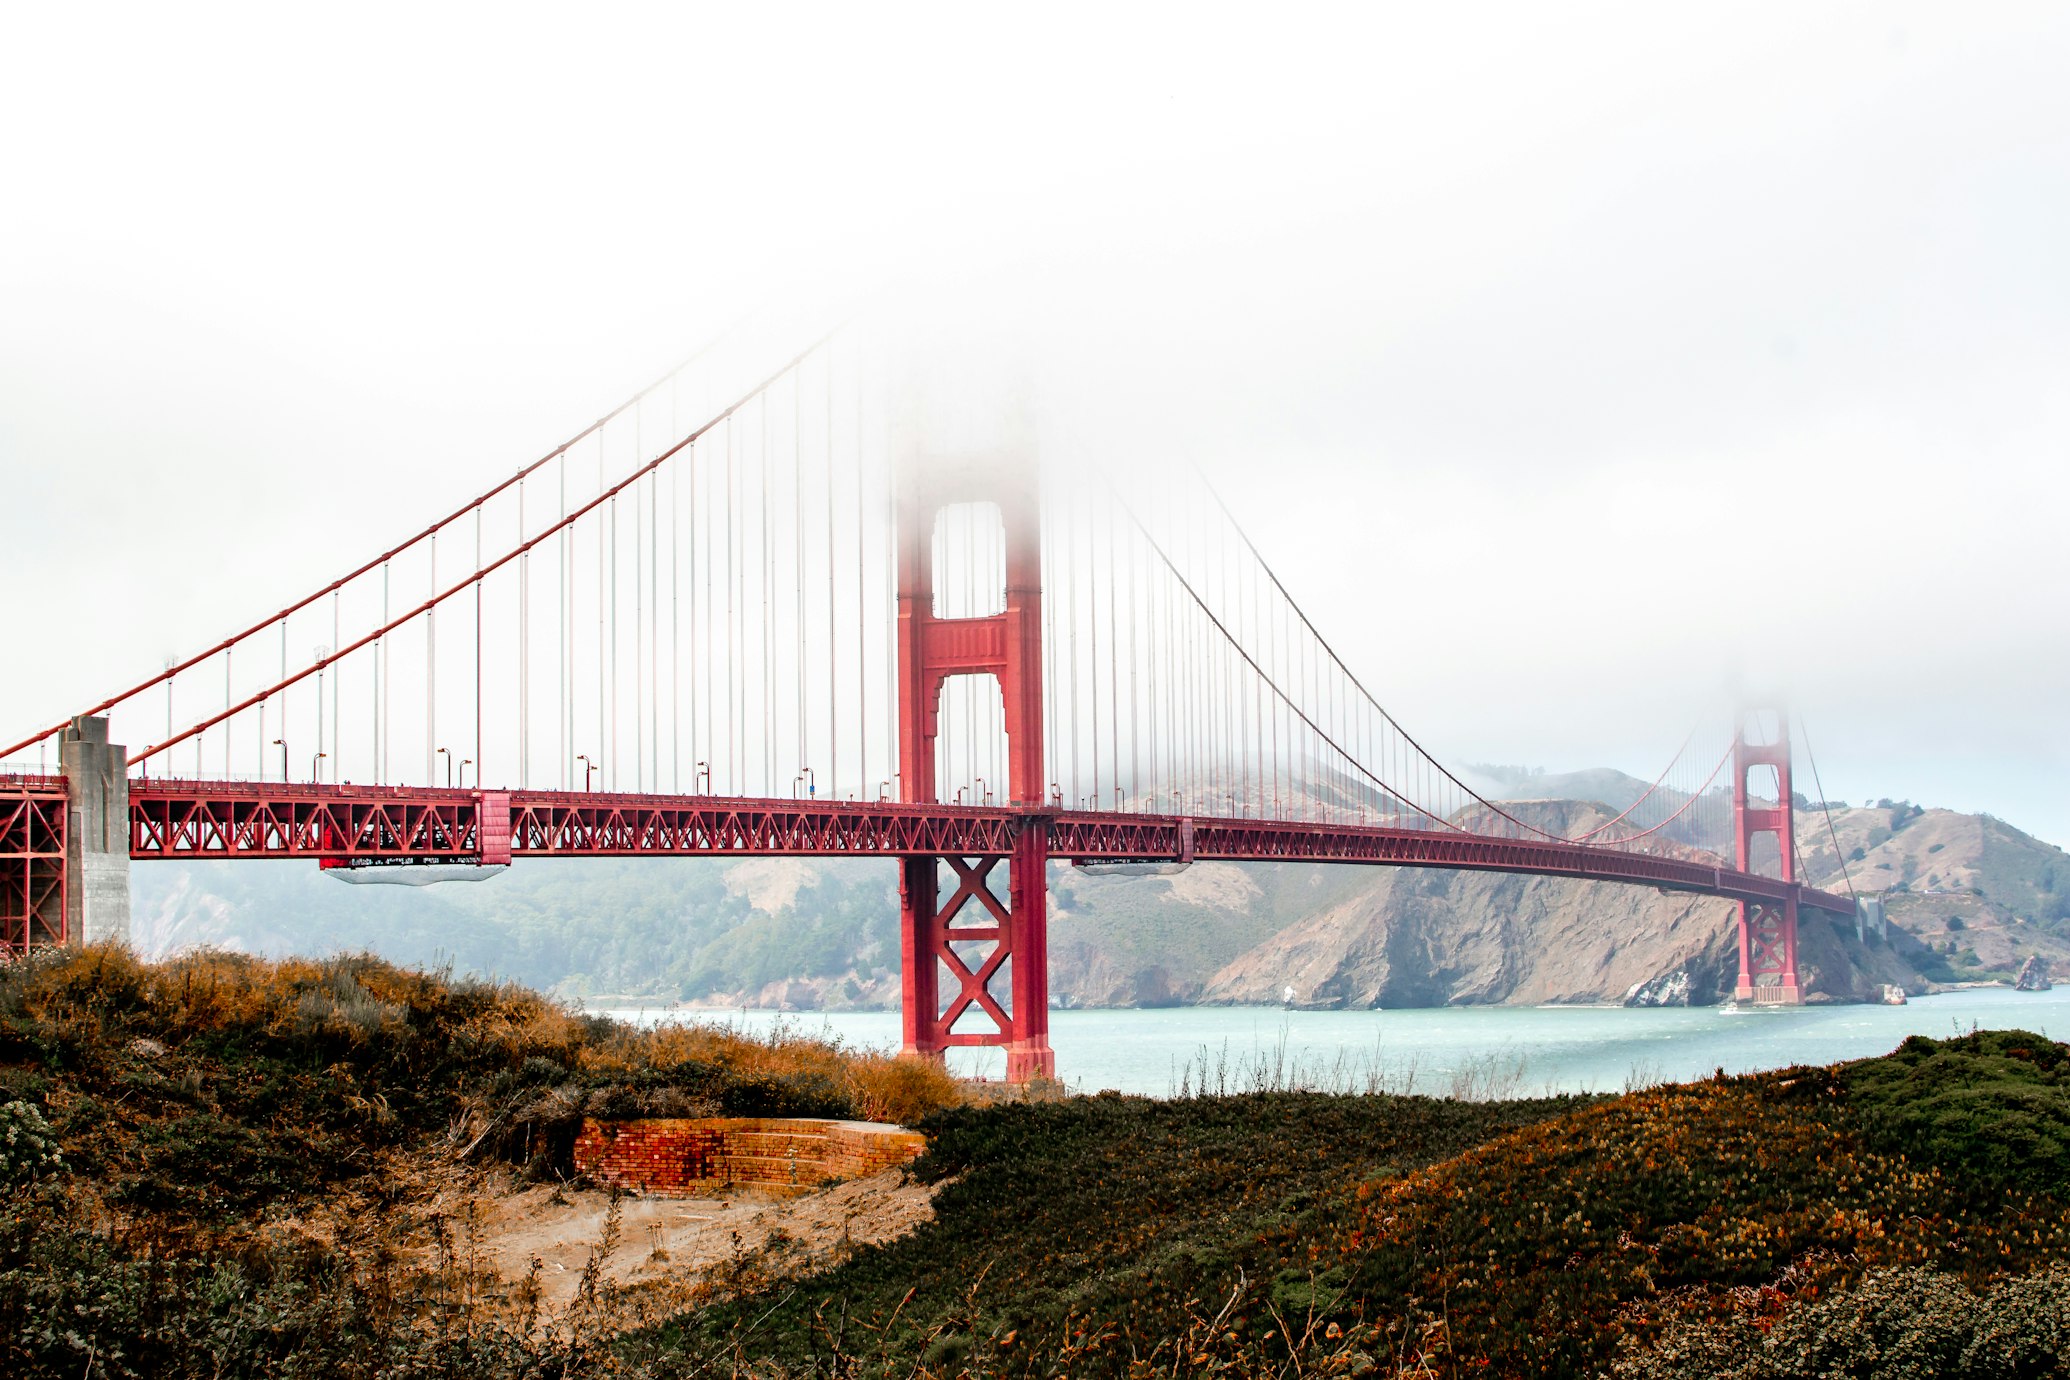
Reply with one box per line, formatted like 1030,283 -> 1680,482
124,781 -> 1851,917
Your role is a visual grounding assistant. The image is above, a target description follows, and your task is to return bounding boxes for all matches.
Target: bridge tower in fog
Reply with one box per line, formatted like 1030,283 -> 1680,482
1733,708 -> 1800,1004
891,380 -> 1054,1079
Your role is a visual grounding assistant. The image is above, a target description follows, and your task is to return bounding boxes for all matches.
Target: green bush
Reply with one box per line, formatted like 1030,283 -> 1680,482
1840,1028 -> 2070,1195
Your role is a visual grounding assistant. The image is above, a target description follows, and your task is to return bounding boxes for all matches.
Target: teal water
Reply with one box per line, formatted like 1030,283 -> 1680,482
603,987 -> 2070,1097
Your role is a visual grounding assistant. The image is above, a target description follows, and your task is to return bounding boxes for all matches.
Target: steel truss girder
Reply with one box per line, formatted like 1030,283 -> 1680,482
125,784 -> 1848,918
1046,812 -> 1856,916
0,776 -> 67,954
126,782 -> 1023,861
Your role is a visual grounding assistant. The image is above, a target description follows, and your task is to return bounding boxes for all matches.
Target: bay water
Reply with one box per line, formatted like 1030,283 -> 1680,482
600,985 -> 2070,1097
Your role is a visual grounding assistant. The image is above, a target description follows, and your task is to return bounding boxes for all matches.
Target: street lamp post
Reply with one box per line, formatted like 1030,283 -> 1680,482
695,760 -> 710,794
438,747 -> 452,788
460,759 -> 473,788
312,751 -> 326,784
577,754 -> 595,792
272,738 -> 288,784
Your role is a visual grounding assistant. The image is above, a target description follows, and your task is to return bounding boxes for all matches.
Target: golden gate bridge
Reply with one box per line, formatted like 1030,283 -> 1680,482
0,323 -> 1856,1080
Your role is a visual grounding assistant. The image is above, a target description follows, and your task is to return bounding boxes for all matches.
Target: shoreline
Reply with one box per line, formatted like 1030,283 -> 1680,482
573,982 -> 2027,1017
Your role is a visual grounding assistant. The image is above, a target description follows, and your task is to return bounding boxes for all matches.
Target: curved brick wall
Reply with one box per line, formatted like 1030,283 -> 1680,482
571,1117 -> 926,1196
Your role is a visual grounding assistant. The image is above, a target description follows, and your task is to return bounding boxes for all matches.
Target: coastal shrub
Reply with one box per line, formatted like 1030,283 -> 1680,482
0,945 -> 965,1227
843,1051 -> 964,1126
1615,1264 -> 2070,1378
0,1102 -> 64,1191
1839,1028 -> 2070,1194
0,1196 -> 572,1380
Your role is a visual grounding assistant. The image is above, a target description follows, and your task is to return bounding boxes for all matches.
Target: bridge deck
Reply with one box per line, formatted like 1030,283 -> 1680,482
125,780 -> 1853,916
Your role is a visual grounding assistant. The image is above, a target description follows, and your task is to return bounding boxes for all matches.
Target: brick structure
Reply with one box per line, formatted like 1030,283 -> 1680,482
570,1117 -> 927,1197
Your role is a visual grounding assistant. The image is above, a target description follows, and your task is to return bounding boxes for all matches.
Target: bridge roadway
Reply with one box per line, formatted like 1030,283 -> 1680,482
108,777 -> 1853,917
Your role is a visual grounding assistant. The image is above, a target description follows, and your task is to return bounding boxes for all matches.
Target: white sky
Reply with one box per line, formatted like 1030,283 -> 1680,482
4,3 -> 2068,843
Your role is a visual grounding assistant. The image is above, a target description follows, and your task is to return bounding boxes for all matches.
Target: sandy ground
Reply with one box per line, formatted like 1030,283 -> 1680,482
420,1167 -> 941,1313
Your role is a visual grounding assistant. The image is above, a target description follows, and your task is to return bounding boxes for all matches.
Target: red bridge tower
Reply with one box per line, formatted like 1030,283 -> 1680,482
892,407 -> 1054,1081
1733,708 -> 1801,1004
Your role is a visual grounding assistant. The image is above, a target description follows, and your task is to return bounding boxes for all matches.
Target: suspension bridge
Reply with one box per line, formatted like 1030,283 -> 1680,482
0,325 -> 1856,1079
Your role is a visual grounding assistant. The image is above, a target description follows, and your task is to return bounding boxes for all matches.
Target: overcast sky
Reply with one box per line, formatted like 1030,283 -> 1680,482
4,4 -> 2068,845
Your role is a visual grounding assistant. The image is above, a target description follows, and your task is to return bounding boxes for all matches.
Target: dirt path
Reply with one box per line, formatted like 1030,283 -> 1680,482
427,1167 -> 941,1312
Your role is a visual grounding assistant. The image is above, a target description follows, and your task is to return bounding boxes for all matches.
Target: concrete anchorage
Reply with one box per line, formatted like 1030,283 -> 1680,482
60,714 -> 130,947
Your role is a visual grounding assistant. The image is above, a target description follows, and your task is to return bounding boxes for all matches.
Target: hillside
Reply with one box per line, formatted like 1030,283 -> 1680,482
664,1027 -> 2070,1377
0,946 -> 967,1379
129,782 -> 2070,1009
15,948 -> 2070,1377
1795,799 -> 2070,984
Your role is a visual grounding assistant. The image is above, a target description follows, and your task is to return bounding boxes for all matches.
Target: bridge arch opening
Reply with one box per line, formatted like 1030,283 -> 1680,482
1741,708 -> 1784,749
930,501 -> 1006,619
931,672 -> 1009,807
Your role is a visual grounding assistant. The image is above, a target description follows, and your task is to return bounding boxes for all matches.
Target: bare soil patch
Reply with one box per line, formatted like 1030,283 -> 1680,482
420,1165 -> 940,1314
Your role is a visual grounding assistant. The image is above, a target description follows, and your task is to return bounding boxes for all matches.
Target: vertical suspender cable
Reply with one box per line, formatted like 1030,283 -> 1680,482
1108,501 -> 1119,807
702,427 -> 713,786
1088,497 -> 1099,807
474,507 -> 482,787
558,456 -> 567,790
884,379 -> 897,797
1043,485 -> 1056,801
427,536 -> 436,784
762,394 -> 774,795
855,342 -> 867,795
380,562 -> 390,784
633,417 -> 645,792
651,460 -> 660,791
520,479 -> 529,789
610,490 -> 620,792
795,374 -> 806,781
725,416 -> 737,792
825,354 -> 837,797
1128,509 -> 1139,807
1067,492 -> 1079,808
671,435 -> 680,792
